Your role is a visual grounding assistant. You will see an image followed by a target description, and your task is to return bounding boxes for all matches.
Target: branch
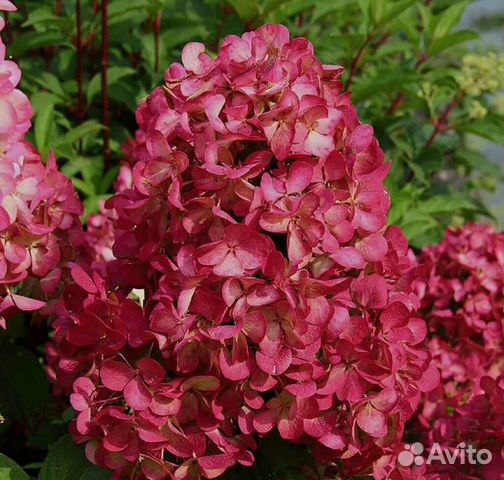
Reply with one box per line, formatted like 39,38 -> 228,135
386,54 -> 428,115
345,32 -> 374,90
76,0 -> 84,119
425,91 -> 464,149
101,0 -> 110,169
154,13 -> 161,73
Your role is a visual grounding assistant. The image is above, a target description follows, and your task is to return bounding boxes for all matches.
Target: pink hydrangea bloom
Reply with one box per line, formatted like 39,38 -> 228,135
45,25 -> 436,479
413,223 -> 504,480
0,5 -> 83,328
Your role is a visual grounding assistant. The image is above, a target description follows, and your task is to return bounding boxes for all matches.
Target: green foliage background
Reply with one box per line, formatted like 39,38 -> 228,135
0,0 -> 502,478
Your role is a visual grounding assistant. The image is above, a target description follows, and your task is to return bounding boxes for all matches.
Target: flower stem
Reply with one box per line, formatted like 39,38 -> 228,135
345,31 -> 375,90
425,91 -> 464,149
154,13 -> 161,73
101,0 -> 110,169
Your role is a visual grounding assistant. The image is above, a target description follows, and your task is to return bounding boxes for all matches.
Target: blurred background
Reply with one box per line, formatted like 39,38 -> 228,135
461,0 -> 504,224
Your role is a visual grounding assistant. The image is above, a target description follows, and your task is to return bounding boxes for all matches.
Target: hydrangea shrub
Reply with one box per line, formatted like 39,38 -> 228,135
43,25 -> 441,479
0,0 -> 82,328
413,223 -> 504,480
1,2 -> 503,479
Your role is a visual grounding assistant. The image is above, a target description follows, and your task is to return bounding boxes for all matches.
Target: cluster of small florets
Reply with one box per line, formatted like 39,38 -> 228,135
414,224 -> 504,479
45,25 -> 438,479
0,1 -> 82,328
456,52 -> 504,96
416,223 -> 503,351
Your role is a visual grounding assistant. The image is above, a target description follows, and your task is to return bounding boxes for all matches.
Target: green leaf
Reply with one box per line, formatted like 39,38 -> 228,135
108,0 -> 150,24
457,113 -> 504,144
0,453 -> 30,480
38,436 -> 110,480
456,149 -> 503,177
228,0 -> 261,21
0,340 -> 50,424
352,71 -> 418,103
379,0 -> 418,25
370,0 -> 386,24
86,67 -> 136,104
418,195 -> 479,215
400,212 -> 438,242
261,0 -> 290,17
34,102 -> 55,155
53,121 -> 103,149
99,166 -> 120,194
72,178 -> 96,197
160,25 -> 208,50
22,7 -> 72,29
11,31 -> 73,57
432,1 -> 468,40
428,29 -> 479,55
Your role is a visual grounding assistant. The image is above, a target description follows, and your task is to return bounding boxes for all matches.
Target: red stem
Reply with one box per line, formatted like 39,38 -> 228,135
101,0 -> 110,169
153,13 -> 161,73
425,91 -> 464,149
345,32 -> 374,90
76,0 -> 84,118
386,55 -> 428,115
55,0 -> 63,15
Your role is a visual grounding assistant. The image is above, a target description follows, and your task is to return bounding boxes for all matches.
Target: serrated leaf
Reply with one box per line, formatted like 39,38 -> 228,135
0,453 -> 30,480
38,436 -> 110,480
86,67 -> 136,104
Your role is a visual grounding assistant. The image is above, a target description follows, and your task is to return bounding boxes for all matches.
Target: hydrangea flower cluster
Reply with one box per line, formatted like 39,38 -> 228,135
414,223 -> 504,480
416,223 -> 503,352
46,25 -> 438,479
0,1 -> 82,328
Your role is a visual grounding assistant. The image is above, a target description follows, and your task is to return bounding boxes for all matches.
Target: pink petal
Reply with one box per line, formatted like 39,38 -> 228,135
10,294 -> 45,311
286,161 -> 313,193
331,247 -> 365,269
100,360 -> 135,391
356,404 -> 387,438
278,414 -> 303,440
256,346 -> 292,375
347,124 -> 374,151
70,264 -> 98,294
181,42 -> 206,73
417,363 -> 440,393
124,377 -> 152,410
0,0 -> 17,11
137,358 -> 165,386
356,234 -> 388,262
252,409 -> 277,434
